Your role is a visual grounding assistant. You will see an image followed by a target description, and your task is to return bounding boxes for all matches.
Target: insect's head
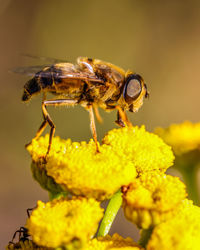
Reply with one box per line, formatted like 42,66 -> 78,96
123,73 -> 149,112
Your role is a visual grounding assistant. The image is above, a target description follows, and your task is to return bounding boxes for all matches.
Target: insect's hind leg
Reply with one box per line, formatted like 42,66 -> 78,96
25,120 -> 48,149
25,104 -> 54,160
26,98 -> 78,160
42,99 -> 78,159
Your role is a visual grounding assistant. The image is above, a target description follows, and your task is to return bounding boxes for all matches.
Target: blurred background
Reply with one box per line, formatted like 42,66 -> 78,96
1,0 -> 200,248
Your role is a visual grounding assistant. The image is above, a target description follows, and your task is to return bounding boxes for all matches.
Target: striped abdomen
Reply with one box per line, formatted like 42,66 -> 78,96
21,67 -> 58,102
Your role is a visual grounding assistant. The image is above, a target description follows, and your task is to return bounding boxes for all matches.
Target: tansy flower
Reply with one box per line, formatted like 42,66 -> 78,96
155,121 -> 200,155
85,233 -> 142,250
103,126 -> 174,173
6,240 -> 50,250
27,134 -> 137,200
155,121 -> 200,205
122,172 -> 187,229
146,199 -> 200,250
26,197 -> 103,248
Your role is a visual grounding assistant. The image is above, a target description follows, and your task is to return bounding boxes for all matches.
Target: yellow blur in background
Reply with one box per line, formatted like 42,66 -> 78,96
0,0 -> 200,248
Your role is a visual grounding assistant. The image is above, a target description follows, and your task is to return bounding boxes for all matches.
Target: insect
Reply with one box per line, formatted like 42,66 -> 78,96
8,207 -> 35,247
21,57 -> 149,159
9,226 -> 30,244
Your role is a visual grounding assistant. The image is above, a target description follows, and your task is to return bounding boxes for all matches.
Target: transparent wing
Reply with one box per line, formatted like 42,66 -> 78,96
11,65 -> 50,76
21,53 -> 67,64
12,63 -> 105,84
11,53 -> 68,76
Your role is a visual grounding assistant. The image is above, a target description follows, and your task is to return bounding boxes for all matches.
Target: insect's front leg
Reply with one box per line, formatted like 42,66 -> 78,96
115,106 -> 132,127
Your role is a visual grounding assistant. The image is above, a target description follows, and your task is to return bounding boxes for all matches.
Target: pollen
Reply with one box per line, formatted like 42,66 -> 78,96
155,121 -> 200,155
85,233 -> 142,250
27,134 -> 137,200
122,172 -> 187,229
103,126 -> 174,173
146,199 -> 200,250
26,197 -> 103,248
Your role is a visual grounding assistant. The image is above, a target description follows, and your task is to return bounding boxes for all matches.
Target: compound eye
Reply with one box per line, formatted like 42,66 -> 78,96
124,75 -> 142,104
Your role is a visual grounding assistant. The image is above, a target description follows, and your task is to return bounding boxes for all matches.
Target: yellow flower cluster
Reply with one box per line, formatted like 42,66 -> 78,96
24,125 -> 195,249
155,121 -> 200,155
27,126 -> 174,200
28,134 -> 137,200
123,172 -> 187,228
85,233 -> 142,250
26,197 -> 103,248
146,199 -> 200,250
103,126 -> 174,173
6,234 -> 142,250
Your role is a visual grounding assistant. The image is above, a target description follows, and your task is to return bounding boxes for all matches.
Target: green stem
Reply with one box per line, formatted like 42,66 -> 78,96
180,165 -> 199,205
48,191 -> 67,201
97,190 -> 122,237
139,227 -> 154,248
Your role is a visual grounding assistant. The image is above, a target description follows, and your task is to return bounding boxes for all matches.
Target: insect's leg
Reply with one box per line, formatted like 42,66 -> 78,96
115,110 -> 125,127
88,105 -> 99,152
11,230 -> 19,242
27,207 -> 36,218
115,106 -> 132,127
43,99 -> 78,158
94,106 -> 103,123
41,101 -> 55,158
11,227 -> 24,242
25,94 -> 48,147
25,120 -> 48,149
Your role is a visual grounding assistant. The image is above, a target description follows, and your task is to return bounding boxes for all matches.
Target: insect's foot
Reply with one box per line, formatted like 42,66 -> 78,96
25,141 -> 32,148
115,119 -> 125,127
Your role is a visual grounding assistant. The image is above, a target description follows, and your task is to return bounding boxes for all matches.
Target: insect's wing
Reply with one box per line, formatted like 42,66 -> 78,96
11,65 -> 51,77
12,62 -> 105,85
21,53 -> 67,64
42,63 -> 105,84
11,53 -> 68,76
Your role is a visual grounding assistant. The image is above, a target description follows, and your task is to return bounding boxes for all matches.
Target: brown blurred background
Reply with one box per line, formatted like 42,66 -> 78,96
1,0 -> 200,248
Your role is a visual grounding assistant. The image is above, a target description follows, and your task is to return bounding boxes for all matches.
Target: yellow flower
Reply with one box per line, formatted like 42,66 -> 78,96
85,233 -> 142,250
123,173 -> 187,229
103,126 -> 174,173
26,197 -> 103,248
155,121 -> 200,205
27,126 -> 175,200
146,199 -> 200,250
6,240 -> 50,250
155,121 -> 200,155
27,134 -> 137,200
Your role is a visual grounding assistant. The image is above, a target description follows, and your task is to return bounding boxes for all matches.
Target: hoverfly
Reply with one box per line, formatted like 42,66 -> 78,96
20,57 -> 148,159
